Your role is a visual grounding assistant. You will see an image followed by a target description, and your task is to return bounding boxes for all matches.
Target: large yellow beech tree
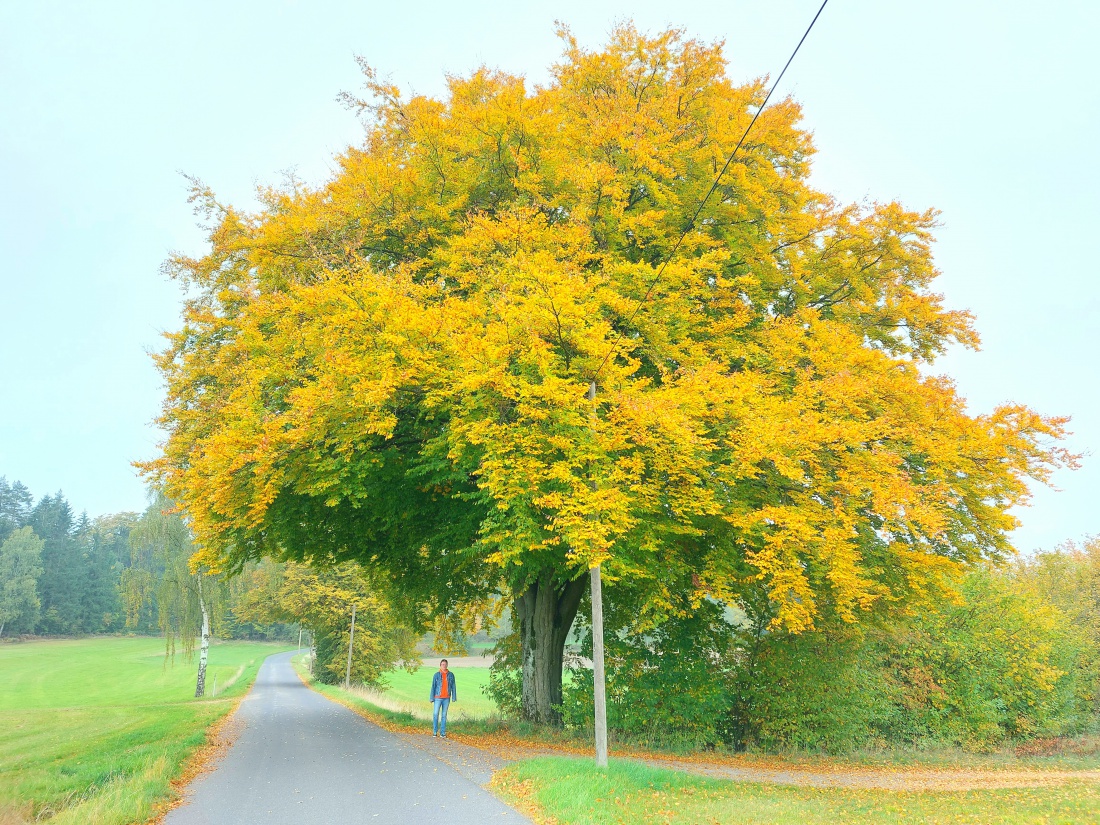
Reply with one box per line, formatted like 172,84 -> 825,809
147,26 -> 1074,724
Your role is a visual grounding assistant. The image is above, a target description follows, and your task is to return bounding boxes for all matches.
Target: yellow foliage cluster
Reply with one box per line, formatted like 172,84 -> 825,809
145,25 -> 1074,631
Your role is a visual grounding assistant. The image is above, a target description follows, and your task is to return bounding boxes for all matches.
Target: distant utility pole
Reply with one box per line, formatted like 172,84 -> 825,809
344,603 -> 357,690
588,380 -> 609,768
298,626 -> 303,653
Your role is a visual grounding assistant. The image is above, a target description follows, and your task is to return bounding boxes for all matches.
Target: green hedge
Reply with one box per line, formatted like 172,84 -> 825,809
516,563 -> 1098,753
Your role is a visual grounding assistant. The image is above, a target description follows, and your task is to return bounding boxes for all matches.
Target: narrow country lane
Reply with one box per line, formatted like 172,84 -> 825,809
163,652 -> 530,825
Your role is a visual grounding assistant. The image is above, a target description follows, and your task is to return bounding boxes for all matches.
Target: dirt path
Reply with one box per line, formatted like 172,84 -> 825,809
639,757 -> 1100,791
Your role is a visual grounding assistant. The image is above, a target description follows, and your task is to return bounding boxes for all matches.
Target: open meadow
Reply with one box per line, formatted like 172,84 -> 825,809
0,637 -> 291,825
351,663 -> 497,721
300,657 -> 501,729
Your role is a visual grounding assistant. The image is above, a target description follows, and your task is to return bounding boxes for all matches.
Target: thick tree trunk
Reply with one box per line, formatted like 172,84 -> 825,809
195,578 -> 210,698
515,570 -> 586,725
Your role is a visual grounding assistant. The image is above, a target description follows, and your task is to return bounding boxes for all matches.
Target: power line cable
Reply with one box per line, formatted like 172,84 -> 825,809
589,0 -> 830,386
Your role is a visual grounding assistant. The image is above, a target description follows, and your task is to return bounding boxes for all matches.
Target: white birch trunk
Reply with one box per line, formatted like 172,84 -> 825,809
195,576 -> 210,698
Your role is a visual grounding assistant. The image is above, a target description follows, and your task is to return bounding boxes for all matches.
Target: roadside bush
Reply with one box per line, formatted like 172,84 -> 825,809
559,564 -> 1091,754
1016,538 -> 1100,717
487,628 -> 524,719
564,602 -> 735,749
871,568 -> 1088,750
735,626 -> 890,753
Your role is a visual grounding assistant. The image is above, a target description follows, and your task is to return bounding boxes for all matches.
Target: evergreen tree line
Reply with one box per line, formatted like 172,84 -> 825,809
0,477 -> 130,636
0,476 -> 292,642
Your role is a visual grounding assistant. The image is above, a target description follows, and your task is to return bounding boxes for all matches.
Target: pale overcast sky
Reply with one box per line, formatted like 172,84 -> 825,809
1,1 -> 1096,553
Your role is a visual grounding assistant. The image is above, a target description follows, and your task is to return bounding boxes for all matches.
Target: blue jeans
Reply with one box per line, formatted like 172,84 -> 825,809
433,697 -> 451,735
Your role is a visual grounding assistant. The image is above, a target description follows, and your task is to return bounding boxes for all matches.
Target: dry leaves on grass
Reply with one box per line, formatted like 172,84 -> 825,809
145,704 -> 246,824
1015,736 -> 1100,758
489,776 -> 558,825
437,729 -> 1100,791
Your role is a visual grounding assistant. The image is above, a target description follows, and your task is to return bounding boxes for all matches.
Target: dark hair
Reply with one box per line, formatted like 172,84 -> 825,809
440,659 -> 448,666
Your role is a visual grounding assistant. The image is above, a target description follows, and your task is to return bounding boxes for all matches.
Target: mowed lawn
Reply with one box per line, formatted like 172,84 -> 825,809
495,757 -> 1100,825
0,637 -> 290,824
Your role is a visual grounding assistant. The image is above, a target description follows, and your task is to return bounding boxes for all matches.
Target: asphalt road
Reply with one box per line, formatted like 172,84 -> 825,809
164,651 -> 530,825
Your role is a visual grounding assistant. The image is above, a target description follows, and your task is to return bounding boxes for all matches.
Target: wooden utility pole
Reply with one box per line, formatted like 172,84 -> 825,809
344,603 -> 357,690
590,564 -> 609,766
588,380 -> 609,767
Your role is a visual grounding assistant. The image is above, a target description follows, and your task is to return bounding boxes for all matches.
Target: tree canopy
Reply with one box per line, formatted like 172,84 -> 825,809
145,25 -> 1074,721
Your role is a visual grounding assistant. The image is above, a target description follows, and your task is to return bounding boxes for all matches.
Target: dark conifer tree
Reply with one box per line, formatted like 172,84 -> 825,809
79,513 -> 134,631
29,493 -> 84,634
0,477 -> 33,544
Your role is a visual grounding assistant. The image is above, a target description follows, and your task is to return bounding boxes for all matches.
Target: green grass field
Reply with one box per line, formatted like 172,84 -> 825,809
0,637 -> 290,824
373,665 -> 497,719
294,655 -> 507,736
494,757 -> 1100,825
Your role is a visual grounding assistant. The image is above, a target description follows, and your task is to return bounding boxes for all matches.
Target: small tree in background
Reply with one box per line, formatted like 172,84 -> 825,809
79,512 -> 136,632
0,477 -> 33,545
234,559 -> 419,685
221,558 -> 298,641
27,493 -> 84,635
0,527 -> 44,638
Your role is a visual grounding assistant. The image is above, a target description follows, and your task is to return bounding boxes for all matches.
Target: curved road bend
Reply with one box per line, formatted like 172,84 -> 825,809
164,652 -> 530,825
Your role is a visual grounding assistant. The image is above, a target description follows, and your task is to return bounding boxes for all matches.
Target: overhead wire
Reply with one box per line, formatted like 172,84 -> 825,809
588,0 -> 830,387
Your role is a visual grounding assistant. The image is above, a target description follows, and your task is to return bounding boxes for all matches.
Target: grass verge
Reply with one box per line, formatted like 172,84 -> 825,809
0,637 -> 291,824
492,756 -> 1100,825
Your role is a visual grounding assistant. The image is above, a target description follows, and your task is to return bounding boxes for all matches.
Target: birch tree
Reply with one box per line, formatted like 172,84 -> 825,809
124,493 -> 223,696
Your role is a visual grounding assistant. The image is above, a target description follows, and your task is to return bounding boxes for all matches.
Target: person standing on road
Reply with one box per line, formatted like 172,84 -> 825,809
430,659 -> 456,738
